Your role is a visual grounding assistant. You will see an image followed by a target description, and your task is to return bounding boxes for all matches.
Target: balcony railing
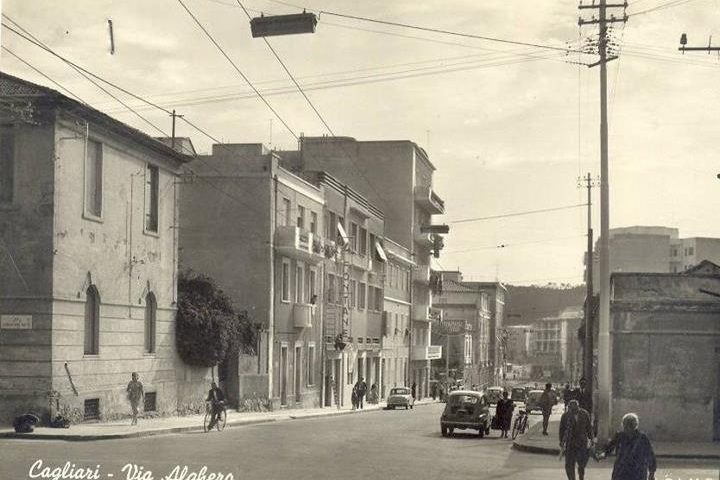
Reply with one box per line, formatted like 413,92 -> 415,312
293,303 -> 315,329
411,345 -> 443,361
414,185 -> 445,215
275,226 -> 324,264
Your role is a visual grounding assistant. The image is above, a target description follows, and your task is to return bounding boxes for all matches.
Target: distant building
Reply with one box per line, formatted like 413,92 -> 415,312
505,325 -> 533,365
529,307 -> 583,382
611,269 -> 720,442
0,72 -> 192,423
589,226 -> 720,290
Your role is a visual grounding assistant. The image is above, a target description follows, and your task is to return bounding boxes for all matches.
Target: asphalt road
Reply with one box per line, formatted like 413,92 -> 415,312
1,403 -> 717,480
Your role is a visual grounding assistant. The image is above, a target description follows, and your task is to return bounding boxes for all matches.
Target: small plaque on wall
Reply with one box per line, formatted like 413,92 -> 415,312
0,315 -> 32,329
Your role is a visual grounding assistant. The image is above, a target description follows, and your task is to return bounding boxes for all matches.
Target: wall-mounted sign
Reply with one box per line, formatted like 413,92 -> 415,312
1,315 -> 32,330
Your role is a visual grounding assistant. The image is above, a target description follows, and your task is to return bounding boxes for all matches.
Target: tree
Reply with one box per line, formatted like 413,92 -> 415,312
176,270 -> 255,367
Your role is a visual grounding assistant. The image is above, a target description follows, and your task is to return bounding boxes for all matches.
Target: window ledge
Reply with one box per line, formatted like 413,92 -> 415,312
143,352 -> 156,357
83,354 -> 100,359
143,228 -> 160,239
82,212 -> 104,224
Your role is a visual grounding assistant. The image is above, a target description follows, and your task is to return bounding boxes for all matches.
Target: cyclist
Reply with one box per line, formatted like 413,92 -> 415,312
206,381 -> 226,430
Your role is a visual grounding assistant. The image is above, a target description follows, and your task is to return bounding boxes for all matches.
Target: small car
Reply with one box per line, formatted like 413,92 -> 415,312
485,386 -> 504,405
511,387 -> 527,403
386,387 -> 414,409
440,390 -> 491,438
525,389 -> 545,413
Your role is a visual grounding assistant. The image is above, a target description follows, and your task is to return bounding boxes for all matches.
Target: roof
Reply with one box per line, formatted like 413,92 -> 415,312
685,260 -> 720,276
441,279 -> 478,293
0,71 -> 194,165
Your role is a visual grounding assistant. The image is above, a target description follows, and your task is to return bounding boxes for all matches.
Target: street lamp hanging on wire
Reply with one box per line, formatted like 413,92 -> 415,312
250,11 -> 318,38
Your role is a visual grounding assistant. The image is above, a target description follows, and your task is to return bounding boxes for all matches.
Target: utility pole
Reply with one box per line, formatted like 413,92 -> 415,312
578,173 -> 596,397
678,33 -> 720,54
578,0 -> 627,442
170,109 -> 184,151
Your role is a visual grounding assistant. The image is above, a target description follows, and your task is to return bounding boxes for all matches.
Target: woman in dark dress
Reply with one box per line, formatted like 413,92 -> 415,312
496,390 -> 515,438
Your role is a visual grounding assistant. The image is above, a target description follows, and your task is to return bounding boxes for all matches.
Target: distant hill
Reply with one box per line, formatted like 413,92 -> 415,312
505,284 -> 585,326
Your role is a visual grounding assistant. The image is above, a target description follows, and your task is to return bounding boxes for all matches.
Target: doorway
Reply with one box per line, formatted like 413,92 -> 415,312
280,345 -> 288,406
295,346 -> 302,404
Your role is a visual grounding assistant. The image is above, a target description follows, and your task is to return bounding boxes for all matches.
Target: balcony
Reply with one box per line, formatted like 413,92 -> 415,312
414,186 -> 445,215
413,265 -> 430,284
275,226 -> 324,265
412,345 -> 443,361
293,303 -> 315,329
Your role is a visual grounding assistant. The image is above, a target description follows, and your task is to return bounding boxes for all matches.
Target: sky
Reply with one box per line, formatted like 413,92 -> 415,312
2,0 -> 720,285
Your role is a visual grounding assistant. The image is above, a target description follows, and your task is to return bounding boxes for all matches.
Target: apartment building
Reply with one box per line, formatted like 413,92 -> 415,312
0,72 -> 192,423
529,307 -> 582,381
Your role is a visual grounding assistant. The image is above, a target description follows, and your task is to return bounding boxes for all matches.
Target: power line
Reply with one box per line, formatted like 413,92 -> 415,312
443,235 -> 587,254
629,0 -> 700,16
175,0 -> 298,139
448,204 -> 588,225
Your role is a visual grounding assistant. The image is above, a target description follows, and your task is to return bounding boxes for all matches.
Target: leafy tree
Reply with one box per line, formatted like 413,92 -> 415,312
176,270 -> 254,367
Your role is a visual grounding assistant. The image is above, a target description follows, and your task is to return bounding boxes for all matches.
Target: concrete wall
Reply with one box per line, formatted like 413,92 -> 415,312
0,118 -> 55,424
50,118 -> 182,420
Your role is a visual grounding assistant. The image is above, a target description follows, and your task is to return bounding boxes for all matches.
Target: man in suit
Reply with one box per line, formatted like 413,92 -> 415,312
559,399 -> 593,480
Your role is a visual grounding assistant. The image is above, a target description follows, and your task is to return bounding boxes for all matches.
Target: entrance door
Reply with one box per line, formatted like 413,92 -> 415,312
295,346 -> 302,404
280,346 -> 288,406
334,358 -> 342,406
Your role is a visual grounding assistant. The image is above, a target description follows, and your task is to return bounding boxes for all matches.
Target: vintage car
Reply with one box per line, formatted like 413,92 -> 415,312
386,387 -> 414,410
485,386 -> 504,405
511,387 -> 527,403
525,389 -> 546,413
440,390 -> 491,438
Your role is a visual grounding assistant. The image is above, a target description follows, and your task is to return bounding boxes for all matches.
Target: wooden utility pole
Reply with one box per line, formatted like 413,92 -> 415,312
578,0 -> 627,442
578,173 -> 595,394
170,109 -> 184,151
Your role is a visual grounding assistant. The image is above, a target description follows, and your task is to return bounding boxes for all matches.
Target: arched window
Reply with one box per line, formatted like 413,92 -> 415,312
84,285 -> 100,355
145,292 -> 156,353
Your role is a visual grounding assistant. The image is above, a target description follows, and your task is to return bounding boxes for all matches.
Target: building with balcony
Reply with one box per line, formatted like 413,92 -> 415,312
0,73 -> 193,424
180,144 -> 325,409
432,271 -> 493,388
297,171 -> 386,408
280,136 -> 448,399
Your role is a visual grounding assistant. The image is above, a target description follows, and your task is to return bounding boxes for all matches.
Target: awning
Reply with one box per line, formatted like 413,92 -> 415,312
374,240 -> 388,262
337,222 -> 349,246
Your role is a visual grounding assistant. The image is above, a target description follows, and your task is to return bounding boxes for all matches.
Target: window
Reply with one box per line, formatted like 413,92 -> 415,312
307,345 -> 315,386
368,285 -> 375,312
295,264 -> 304,303
688,247 -> 695,256
283,198 -> 291,226
307,268 -> 317,303
0,127 -> 15,203
85,139 -> 103,217
327,274 -> 336,304
350,222 -> 358,251
671,248 -> 678,257
144,165 -> 159,232
327,212 -> 336,239
350,280 -> 357,308
359,227 -> 367,256
374,286 -> 382,311
144,392 -> 157,412
310,212 -> 317,235
297,205 -> 306,230
358,282 -> 366,309
84,285 -> 100,355
83,398 -> 100,421
144,292 -> 156,353
281,259 -> 290,302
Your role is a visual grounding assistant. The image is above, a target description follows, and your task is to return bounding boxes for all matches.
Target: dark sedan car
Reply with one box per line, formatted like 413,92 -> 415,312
440,390 -> 491,438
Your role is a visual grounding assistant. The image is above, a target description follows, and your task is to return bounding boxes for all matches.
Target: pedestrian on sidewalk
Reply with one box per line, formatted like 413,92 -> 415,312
206,381 -> 226,430
559,400 -> 593,480
126,372 -> 144,426
496,390 -> 514,438
368,384 -> 379,404
600,413 -> 657,480
353,377 -> 367,409
563,383 -> 573,412
411,382 -> 417,401
539,383 -> 556,436
574,377 -> 593,414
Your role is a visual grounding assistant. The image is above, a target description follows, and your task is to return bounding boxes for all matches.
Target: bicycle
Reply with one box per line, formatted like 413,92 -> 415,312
203,401 -> 227,432
511,409 -> 528,439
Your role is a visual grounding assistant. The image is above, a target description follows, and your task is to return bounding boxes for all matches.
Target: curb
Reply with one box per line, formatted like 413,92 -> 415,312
512,441 -> 720,461
0,401 -> 442,441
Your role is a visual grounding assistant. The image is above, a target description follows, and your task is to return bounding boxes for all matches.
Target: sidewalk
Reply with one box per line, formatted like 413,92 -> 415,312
513,415 -> 720,460
0,398 -> 438,441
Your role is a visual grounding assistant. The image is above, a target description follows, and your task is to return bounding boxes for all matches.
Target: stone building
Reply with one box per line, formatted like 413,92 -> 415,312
0,72 -> 193,423
610,270 -> 720,442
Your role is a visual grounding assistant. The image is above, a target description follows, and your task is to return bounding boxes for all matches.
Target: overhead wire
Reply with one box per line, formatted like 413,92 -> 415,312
448,204 -> 588,225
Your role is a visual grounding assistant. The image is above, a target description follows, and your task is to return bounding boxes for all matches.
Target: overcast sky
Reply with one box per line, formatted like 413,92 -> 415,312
3,0 -> 720,285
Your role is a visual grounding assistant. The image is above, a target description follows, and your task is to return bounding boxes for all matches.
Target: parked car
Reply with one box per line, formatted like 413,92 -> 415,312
510,387 -> 527,403
386,387 -> 414,410
485,386 -> 504,405
525,389 -> 545,413
440,390 -> 491,438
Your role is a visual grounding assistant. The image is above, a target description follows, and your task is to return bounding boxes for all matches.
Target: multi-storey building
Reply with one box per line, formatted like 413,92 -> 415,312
505,325 -> 533,365
433,271 -> 493,388
381,239 -> 413,399
180,144 -> 326,409
298,171 -> 386,407
282,136 -> 447,399
0,72 -> 192,423
529,307 -> 583,381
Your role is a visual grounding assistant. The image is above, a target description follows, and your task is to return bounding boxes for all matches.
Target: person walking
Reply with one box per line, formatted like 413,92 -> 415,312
575,377 -> 593,414
353,377 -> 367,409
539,382 -> 557,435
563,383 -> 573,412
600,413 -> 657,480
559,400 -> 593,480
495,390 -> 515,439
126,372 -> 144,426
411,382 -> 417,401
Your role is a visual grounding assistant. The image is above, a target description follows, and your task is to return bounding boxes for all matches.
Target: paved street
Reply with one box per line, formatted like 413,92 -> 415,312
2,404 -> 718,480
